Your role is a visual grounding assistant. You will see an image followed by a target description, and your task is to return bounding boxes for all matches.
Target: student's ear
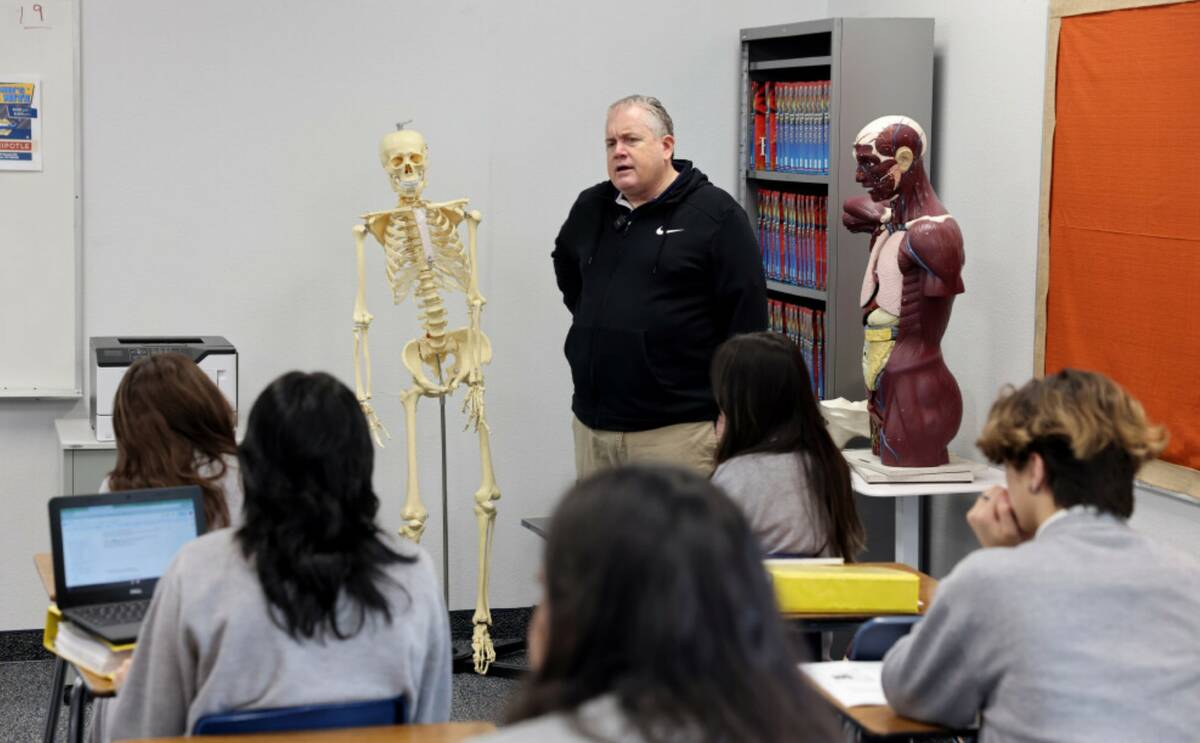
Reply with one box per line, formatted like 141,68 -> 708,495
1027,452 -> 1047,495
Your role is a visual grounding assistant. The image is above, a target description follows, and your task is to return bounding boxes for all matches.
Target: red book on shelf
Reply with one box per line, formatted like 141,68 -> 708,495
816,196 -> 826,290
766,82 -> 777,171
752,81 -> 766,171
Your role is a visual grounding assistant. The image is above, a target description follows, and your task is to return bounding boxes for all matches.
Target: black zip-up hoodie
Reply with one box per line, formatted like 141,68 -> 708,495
553,160 -> 768,431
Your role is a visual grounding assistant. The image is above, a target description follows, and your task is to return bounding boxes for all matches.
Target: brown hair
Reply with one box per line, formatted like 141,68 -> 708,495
108,352 -> 238,528
977,369 -> 1167,518
712,332 -> 864,560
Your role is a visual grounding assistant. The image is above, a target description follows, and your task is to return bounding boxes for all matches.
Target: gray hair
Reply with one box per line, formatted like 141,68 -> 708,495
608,95 -> 674,138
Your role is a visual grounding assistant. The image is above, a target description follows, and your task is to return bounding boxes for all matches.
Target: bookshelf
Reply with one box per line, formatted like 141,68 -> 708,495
738,18 -> 934,401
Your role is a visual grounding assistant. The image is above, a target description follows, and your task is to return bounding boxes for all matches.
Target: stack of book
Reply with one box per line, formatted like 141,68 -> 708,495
755,188 -> 827,290
749,80 -> 831,175
768,299 -> 824,399
44,605 -> 133,679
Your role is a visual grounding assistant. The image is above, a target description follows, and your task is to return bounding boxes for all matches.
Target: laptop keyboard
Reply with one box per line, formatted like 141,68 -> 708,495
69,600 -> 150,627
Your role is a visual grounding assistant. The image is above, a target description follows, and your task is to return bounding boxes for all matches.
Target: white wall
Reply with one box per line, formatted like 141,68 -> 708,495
0,0 -> 827,631
2,0 -> 1196,632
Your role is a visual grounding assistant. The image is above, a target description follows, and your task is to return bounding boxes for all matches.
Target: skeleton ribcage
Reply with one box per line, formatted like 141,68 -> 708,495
382,206 -> 470,304
382,205 -> 472,355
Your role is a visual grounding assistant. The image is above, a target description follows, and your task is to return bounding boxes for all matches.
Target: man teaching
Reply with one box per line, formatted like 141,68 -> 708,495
553,95 -> 767,478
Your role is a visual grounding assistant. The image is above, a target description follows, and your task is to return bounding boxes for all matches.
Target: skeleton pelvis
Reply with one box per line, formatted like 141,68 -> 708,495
403,328 -> 493,395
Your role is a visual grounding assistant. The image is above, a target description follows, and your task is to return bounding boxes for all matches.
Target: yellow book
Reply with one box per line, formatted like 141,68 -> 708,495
43,604 -> 135,679
768,564 -> 919,614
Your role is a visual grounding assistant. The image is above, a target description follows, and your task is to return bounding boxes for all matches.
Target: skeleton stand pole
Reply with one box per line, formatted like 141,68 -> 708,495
440,396 -> 449,608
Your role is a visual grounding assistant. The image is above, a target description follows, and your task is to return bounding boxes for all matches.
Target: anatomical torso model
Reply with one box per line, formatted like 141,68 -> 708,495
351,128 -> 500,673
842,116 -> 964,467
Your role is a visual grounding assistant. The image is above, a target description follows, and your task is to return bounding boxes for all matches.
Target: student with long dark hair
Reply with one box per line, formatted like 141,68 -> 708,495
710,332 -> 864,558
103,372 -> 451,740
102,352 -> 241,528
477,465 -> 839,743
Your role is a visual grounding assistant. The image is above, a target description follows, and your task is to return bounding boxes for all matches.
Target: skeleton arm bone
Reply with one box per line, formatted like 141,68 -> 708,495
352,224 -> 390,446
461,209 -> 490,429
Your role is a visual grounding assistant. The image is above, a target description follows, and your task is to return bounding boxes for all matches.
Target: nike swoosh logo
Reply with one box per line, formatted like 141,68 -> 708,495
656,227 -> 685,235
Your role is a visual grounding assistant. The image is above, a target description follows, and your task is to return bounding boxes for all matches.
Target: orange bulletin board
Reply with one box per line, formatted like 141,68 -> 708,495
1036,0 -> 1200,498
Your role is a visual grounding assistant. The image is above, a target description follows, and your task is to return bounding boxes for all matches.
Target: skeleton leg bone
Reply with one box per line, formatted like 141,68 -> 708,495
469,382 -> 501,674
398,386 -> 429,542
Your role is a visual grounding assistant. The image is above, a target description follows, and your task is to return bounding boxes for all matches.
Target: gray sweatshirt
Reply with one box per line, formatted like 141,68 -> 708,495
472,695 -> 693,743
881,510 -> 1200,742
711,452 -> 831,556
103,529 -> 451,741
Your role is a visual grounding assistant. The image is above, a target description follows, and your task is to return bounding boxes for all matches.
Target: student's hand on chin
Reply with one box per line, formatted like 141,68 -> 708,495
966,486 -> 1029,548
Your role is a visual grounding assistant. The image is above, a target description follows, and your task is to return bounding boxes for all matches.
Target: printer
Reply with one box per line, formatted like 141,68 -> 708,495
90,336 -> 238,441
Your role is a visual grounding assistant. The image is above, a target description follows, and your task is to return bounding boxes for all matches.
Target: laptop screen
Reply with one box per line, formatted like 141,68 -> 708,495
59,497 -> 200,589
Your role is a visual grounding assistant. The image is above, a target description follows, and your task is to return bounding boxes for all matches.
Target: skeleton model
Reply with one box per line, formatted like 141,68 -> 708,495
351,128 -> 500,674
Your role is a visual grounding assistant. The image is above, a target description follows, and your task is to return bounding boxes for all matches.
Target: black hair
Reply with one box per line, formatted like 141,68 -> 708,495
506,465 -> 839,743
236,371 -> 413,640
712,331 -> 865,560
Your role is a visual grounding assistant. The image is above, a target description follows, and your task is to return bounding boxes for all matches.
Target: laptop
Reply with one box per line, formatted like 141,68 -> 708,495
48,486 -> 207,644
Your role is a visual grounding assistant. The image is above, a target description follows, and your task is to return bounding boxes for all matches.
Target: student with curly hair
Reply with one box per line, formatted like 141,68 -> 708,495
882,369 -> 1200,741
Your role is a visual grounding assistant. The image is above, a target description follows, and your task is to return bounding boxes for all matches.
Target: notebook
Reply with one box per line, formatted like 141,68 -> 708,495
48,486 -> 206,644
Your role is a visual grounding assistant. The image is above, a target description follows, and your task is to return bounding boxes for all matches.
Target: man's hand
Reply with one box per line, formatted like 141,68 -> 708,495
966,486 -> 1029,548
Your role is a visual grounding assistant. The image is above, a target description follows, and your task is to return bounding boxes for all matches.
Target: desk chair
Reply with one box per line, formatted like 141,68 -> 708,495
193,695 -> 407,735
846,616 -> 921,661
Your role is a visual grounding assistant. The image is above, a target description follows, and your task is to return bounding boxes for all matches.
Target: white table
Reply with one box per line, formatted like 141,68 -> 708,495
850,464 -> 1006,569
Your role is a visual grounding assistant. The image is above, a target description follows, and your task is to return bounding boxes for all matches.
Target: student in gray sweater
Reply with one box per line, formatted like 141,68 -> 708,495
102,371 -> 451,741
476,465 -> 840,743
881,370 -> 1200,742
709,332 -> 864,558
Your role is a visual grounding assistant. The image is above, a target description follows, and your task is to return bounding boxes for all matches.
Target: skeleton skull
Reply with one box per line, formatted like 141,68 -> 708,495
379,130 -> 428,198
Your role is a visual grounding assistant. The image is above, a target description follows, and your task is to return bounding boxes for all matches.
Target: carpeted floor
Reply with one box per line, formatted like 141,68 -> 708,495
0,659 -> 524,743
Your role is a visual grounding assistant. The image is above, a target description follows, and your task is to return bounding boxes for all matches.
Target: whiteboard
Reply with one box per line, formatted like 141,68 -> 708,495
0,0 -> 80,397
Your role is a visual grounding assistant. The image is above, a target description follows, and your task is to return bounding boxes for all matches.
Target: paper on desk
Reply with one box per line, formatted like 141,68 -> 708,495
800,661 -> 887,707
762,556 -> 845,567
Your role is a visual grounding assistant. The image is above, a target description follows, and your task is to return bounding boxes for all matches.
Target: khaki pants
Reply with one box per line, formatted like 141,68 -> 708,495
572,415 -> 717,480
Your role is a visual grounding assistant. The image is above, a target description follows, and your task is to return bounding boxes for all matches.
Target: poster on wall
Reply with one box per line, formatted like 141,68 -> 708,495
0,77 -> 42,171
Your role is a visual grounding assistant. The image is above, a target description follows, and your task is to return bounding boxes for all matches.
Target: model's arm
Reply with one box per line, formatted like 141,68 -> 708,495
881,557 -> 997,727
105,567 -> 192,740
711,204 -> 768,337
904,218 -> 965,297
842,195 -> 888,234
